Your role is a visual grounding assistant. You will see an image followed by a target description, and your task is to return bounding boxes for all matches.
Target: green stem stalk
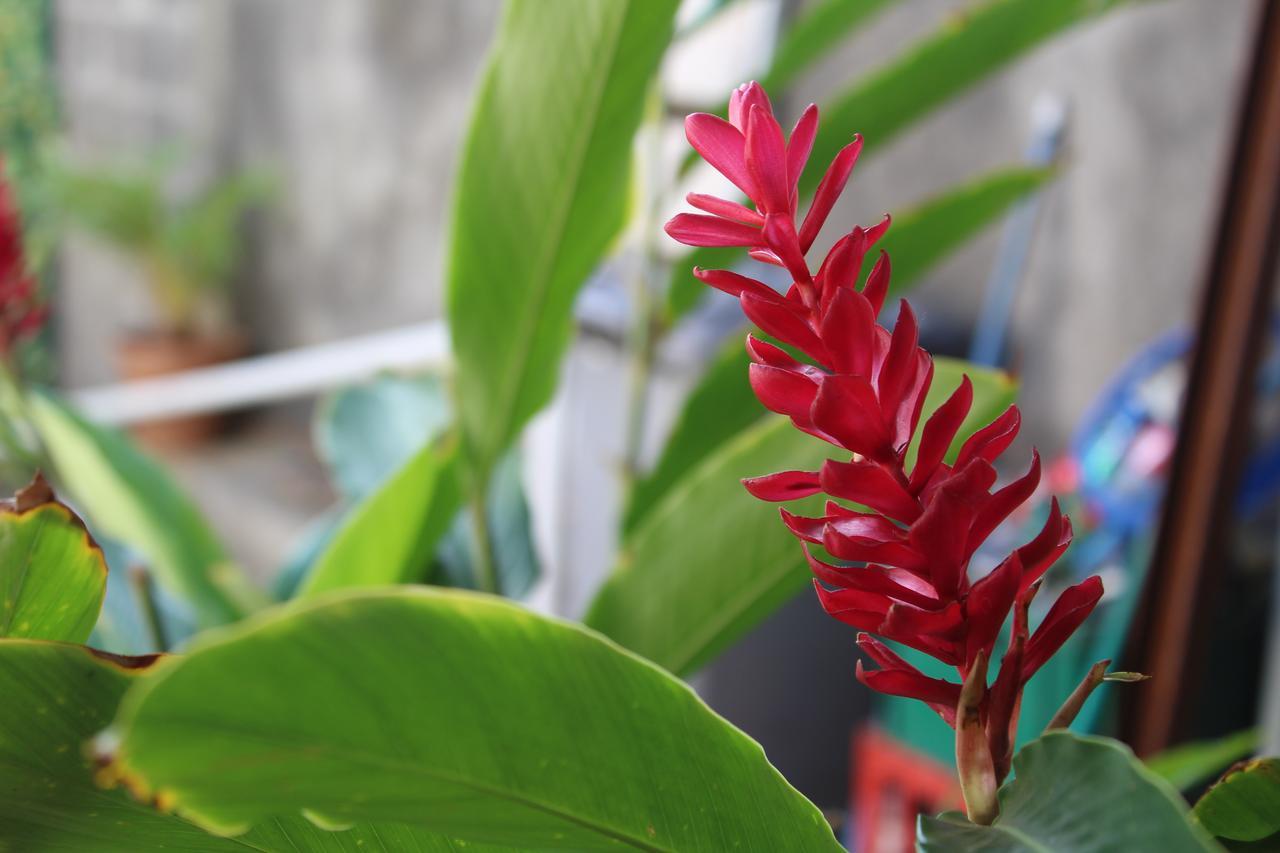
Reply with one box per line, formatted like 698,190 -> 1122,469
468,487 -> 498,595
129,565 -> 169,652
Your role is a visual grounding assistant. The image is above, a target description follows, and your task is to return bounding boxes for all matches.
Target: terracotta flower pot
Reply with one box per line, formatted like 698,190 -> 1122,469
115,329 -> 247,450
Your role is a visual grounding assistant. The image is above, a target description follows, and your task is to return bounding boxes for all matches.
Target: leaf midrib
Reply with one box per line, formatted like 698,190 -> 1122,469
482,3 -> 636,472
129,724 -> 674,852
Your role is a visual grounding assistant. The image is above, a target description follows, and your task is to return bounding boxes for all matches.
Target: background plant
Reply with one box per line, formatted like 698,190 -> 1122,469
41,154 -> 272,335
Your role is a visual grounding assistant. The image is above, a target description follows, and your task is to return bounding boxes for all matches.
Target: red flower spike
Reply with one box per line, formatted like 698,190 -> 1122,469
667,83 -> 1107,813
0,162 -> 44,363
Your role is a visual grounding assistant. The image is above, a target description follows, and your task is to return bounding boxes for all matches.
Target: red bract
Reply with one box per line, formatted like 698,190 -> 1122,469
0,161 -> 44,363
666,82 -> 1103,795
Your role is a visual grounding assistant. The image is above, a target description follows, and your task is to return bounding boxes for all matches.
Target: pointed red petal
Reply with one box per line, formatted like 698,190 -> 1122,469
761,213 -> 812,286
861,251 -> 891,316
684,112 -> 754,196
893,352 -> 934,452
728,81 -> 772,132
693,267 -> 776,301
740,291 -> 826,360
823,522 -> 925,572
748,363 -> 819,422
786,104 -> 819,191
811,374 -> 890,457
911,375 -> 974,493
956,405 -> 1022,468
745,105 -> 791,214
875,300 -> 921,421
815,228 -> 868,314
742,469 -> 822,501
1016,499 -> 1073,591
779,508 -> 826,544
805,549 -> 941,610
686,192 -> 764,226
820,288 -> 877,377
744,335 -> 825,381
967,451 -> 1042,559
1021,576 -> 1104,681
820,457 -> 920,523
856,659 -> 962,712
965,553 -> 1022,665
798,136 -> 862,252
665,212 -> 762,248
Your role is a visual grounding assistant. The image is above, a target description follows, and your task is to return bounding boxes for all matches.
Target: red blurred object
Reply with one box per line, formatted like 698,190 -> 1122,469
851,727 -> 959,853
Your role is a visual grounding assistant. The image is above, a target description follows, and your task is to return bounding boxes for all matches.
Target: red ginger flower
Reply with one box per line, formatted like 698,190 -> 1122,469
0,161 -> 45,362
666,82 -> 1104,797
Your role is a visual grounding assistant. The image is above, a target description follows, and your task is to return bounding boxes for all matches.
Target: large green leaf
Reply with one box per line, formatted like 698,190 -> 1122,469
1193,758 -> 1280,843
917,732 -> 1219,852
640,167 -> 1049,530
104,588 -> 843,850
448,0 -> 678,482
589,358 -> 1014,676
296,438 -> 463,599
666,0 -> 1131,318
0,639 -> 493,851
0,476 -> 105,643
27,391 -> 246,627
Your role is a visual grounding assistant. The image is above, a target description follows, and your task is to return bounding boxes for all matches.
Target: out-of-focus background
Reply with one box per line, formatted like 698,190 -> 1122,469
4,0 -> 1279,849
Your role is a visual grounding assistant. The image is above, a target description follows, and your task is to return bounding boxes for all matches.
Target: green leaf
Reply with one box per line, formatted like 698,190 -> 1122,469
803,0 -> 1130,197
296,438 -> 463,599
764,0 -> 900,94
869,167 -> 1053,294
0,476 -> 105,643
1194,758 -> 1280,843
1147,729 -> 1260,793
27,391 -> 247,627
314,373 -> 451,501
917,732 -> 1219,852
448,0 -> 678,482
589,358 -> 1014,676
666,0 -> 1131,319
0,639 -> 495,851
105,588 -> 843,850
643,167 -> 1047,530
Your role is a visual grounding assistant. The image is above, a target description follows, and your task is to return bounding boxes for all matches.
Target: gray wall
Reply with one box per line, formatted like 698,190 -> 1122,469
53,0 -> 1255,456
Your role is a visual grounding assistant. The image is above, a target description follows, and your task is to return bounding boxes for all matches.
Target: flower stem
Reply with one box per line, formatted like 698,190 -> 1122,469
469,487 -> 498,595
129,565 -> 169,652
620,82 -> 666,491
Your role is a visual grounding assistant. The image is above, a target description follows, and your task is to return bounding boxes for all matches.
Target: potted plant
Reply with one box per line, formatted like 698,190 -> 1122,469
46,154 -> 270,447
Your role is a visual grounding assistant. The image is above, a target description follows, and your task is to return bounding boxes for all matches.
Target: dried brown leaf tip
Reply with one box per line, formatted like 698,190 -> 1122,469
1,471 -> 106,562
1,470 -> 55,513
